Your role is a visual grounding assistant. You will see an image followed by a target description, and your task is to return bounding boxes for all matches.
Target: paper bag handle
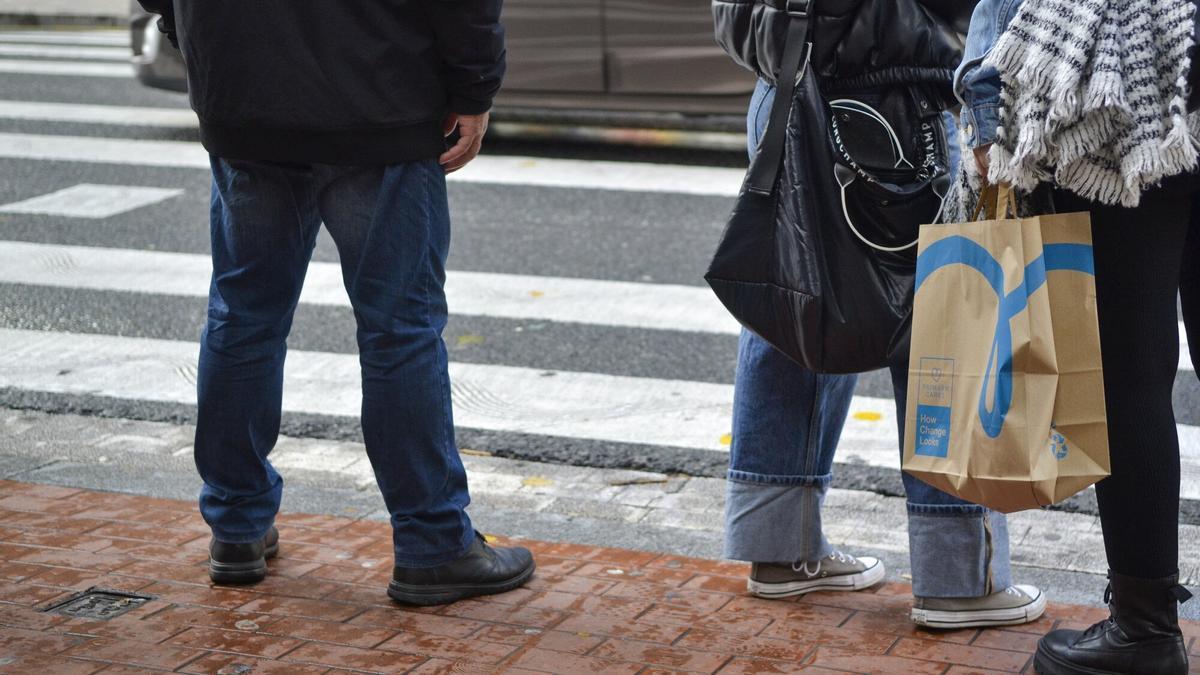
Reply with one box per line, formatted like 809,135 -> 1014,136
971,183 -> 1019,221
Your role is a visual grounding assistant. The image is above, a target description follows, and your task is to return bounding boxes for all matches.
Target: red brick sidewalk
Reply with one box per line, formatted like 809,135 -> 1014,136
0,480 -> 1195,674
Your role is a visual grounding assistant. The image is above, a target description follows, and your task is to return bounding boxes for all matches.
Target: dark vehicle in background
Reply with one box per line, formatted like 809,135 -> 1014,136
130,1 -> 754,133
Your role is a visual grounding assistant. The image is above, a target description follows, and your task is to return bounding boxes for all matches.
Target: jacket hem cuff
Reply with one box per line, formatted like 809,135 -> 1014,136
450,97 -> 493,115
199,120 -> 445,165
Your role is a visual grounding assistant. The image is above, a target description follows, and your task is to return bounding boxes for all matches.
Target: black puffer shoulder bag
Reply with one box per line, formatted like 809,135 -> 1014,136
705,0 -> 959,373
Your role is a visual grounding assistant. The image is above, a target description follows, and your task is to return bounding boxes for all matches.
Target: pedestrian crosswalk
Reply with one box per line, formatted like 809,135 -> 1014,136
0,328 -> 744,452
0,184 -> 182,218
0,100 -> 198,127
0,43 -> 130,61
0,31 -> 127,46
0,241 -> 741,335
0,59 -> 129,78
0,131 -> 745,196
0,28 -> 1196,505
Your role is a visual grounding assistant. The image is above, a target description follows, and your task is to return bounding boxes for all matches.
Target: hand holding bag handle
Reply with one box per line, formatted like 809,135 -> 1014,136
971,183 -> 1020,221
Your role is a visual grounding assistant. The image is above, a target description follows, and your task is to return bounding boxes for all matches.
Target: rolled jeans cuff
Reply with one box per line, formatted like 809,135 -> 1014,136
724,476 -> 833,563
908,508 -> 1012,598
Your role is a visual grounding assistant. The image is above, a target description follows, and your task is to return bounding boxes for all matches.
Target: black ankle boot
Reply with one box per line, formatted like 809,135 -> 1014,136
1035,571 -> 1192,675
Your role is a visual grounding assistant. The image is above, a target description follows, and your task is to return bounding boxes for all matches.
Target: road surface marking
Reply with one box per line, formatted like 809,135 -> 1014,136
0,131 -> 208,167
0,32 -> 127,47
1,241 -> 1188,366
0,101 -> 197,127
0,327 -> 736,453
0,59 -> 130,78
0,44 -> 131,61
0,327 -> 1196,498
0,240 -> 741,335
0,184 -> 184,218
0,131 -> 745,197
1183,321 -> 1194,372
446,154 -> 742,197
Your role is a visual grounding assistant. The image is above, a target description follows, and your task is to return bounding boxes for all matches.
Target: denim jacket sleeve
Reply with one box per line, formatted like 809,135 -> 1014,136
954,0 -> 1023,148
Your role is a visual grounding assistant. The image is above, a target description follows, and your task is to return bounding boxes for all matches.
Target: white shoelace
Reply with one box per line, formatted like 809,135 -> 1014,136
792,549 -> 856,576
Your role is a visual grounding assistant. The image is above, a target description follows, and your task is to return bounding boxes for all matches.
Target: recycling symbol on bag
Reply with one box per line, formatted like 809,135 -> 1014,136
915,236 -> 1095,439
1048,423 -> 1069,460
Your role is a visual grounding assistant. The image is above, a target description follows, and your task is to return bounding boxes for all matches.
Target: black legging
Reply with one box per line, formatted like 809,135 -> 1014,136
1054,176 -> 1195,579
1183,204 -> 1199,385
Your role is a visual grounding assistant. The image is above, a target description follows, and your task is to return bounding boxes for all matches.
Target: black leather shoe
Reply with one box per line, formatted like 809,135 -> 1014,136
208,526 -> 279,585
388,532 -> 535,606
1035,571 -> 1192,674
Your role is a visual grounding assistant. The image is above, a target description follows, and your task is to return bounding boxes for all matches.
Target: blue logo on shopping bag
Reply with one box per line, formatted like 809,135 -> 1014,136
915,404 -> 952,457
915,236 -> 1094,439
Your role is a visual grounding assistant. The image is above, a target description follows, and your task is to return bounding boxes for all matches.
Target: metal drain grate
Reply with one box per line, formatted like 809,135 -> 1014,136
41,587 -> 155,620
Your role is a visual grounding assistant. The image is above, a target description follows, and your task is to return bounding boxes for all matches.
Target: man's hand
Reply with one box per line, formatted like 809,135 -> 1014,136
440,112 -> 489,174
973,143 -> 992,185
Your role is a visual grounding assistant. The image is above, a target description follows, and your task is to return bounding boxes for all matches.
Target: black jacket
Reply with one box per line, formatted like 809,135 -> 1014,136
713,0 -> 975,109
139,1 -> 505,165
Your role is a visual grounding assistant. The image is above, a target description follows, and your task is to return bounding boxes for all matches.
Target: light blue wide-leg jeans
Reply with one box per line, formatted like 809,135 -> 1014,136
723,80 -> 1013,598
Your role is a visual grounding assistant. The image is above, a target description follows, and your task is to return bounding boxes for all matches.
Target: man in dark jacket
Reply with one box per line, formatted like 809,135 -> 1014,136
137,0 -> 534,606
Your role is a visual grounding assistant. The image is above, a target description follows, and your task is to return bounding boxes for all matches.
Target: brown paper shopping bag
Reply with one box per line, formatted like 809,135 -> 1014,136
902,185 -> 1110,513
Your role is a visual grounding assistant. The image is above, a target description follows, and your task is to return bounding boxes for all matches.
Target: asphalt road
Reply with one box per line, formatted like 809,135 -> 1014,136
0,29 -> 1197,513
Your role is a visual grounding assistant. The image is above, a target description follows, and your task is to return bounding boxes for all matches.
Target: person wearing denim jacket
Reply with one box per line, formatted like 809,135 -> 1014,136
959,1 -> 1197,672
953,0 -> 1023,175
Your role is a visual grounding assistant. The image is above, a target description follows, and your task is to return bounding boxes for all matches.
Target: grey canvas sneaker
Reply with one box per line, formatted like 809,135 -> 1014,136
748,550 -> 886,599
912,584 -> 1047,629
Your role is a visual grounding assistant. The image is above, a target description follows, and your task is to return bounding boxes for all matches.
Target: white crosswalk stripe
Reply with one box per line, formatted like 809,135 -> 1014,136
0,28 -> 1196,508
0,32 -> 127,47
0,185 -> 183,218
0,59 -> 130,78
1184,322 -> 1195,372
0,131 -> 745,196
0,44 -> 131,61
0,101 -> 197,127
3,327 -> 1199,499
0,239 -> 1190,369
0,327 -> 738,453
0,240 -> 741,335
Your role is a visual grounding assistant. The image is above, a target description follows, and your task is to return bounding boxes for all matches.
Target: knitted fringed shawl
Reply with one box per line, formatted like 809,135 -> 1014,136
989,0 -> 1199,207
946,0 -> 1200,219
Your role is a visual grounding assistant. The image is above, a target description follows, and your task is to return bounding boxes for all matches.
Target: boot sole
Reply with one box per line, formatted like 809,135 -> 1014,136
748,560 -> 886,599
387,560 -> 536,607
1033,637 -> 1189,675
1033,647 -> 1120,675
208,540 -> 279,585
912,589 -> 1047,629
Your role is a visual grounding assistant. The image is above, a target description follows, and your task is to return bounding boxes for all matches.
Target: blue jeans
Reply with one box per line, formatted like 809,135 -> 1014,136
724,81 -> 1013,598
194,157 -> 475,568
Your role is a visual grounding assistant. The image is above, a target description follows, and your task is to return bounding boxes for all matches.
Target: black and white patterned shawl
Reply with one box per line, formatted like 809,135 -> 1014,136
948,0 -> 1199,217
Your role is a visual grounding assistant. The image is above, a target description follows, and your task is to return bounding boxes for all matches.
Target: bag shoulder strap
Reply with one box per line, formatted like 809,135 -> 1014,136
747,0 -> 816,196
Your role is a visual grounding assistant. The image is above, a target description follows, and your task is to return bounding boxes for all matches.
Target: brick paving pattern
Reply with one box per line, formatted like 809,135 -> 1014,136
0,480 -> 1196,674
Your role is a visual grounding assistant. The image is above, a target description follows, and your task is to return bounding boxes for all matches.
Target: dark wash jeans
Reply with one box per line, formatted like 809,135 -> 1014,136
724,80 -> 1013,598
194,157 -> 474,568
